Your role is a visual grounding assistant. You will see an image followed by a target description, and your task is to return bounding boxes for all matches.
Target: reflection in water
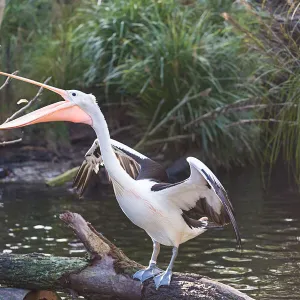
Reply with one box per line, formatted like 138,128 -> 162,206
0,167 -> 300,300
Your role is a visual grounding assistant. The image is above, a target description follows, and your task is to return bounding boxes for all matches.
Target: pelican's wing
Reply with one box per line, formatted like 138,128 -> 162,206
73,139 -> 167,196
151,157 -> 241,248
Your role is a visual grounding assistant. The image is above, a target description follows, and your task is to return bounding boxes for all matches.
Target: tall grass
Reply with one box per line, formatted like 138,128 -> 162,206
77,0 -> 264,167
225,2 -> 300,179
0,0 -> 82,148
262,11 -> 300,181
1,1 -> 83,88
1,0 -> 275,168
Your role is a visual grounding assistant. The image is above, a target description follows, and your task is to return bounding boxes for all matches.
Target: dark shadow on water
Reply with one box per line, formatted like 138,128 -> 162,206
0,166 -> 300,300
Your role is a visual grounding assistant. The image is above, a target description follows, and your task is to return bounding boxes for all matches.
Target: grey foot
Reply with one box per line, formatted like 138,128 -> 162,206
154,270 -> 173,289
133,265 -> 163,282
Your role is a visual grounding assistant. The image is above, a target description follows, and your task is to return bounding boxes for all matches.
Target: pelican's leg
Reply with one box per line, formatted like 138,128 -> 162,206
133,240 -> 162,282
154,246 -> 178,289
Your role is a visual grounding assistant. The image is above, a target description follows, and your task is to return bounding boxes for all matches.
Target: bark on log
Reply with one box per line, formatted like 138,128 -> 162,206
45,167 -> 79,187
0,212 -> 254,300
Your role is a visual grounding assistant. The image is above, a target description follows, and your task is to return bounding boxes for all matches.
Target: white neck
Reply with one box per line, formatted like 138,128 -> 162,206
91,107 -> 132,186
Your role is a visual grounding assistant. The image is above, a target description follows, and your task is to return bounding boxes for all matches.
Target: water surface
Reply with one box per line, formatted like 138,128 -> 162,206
0,167 -> 299,299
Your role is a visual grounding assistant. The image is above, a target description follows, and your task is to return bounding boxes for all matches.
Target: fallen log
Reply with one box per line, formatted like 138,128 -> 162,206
0,212 -> 254,300
45,166 -> 79,187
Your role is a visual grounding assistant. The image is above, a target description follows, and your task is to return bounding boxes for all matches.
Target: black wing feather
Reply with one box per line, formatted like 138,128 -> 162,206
200,169 -> 242,249
73,139 -> 168,196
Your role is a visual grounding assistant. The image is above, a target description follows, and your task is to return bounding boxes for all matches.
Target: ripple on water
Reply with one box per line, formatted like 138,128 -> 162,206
188,263 -> 206,268
33,225 -> 44,229
33,225 -> 53,230
256,233 -> 294,240
275,227 -> 300,233
228,283 -> 258,292
255,244 -> 288,251
222,256 -> 252,262
212,266 -> 252,275
204,247 -> 239,254
56,238 -> 68,243
268,262 -> 300,275
68,241 -> 84,248
3,249 -> 12,253
9,227 -> 21,232
10,246 -> 19,250
69,249 -> 86,255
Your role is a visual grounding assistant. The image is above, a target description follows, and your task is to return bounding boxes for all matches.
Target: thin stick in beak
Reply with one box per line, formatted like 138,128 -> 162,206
0,71 -> 70,101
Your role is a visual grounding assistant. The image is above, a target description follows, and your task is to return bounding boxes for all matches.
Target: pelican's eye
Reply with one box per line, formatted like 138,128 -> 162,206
72,92 -> 77,97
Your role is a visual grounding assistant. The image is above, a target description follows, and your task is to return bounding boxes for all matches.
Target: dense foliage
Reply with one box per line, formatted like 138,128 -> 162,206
74,0 -> 265,167
219,1 -> 300,177
0,0 -> 82,148
254,6 -> 300,180
0,0 -> 299,173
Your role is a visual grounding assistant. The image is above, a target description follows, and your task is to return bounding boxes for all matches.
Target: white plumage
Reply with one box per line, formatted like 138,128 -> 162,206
73,138 -> 241,288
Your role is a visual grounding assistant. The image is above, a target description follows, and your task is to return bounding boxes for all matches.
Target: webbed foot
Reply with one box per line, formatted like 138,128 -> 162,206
133,264 -> 163,282
154,269 -> 173,289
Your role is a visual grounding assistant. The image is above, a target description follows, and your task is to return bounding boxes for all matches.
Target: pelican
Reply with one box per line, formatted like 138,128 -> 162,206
0,72 -> 241,289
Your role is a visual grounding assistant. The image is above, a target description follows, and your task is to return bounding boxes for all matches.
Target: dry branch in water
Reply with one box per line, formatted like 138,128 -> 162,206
0,211 -> 255,300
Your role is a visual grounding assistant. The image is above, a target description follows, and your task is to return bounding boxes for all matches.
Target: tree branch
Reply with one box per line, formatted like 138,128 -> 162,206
184,97 -> 256,129
0,211 -> 254,300
0,71 -> 18,90
0,138 -> 22,146
4,77 -> 51,124
184,100 -> 295,129
225,118 -> 297,128
0,76 -> 51,146
143,134 -> 194,146
110,125 -> 134,137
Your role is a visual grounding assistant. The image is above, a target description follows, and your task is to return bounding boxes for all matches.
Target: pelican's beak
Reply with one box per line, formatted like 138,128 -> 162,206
0,72 -> 92,129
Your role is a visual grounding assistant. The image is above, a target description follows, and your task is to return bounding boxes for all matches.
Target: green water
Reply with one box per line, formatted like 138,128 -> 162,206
0,167 -> 300,299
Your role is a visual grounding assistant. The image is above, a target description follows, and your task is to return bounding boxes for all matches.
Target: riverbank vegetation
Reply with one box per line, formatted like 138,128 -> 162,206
0,0 -> 299,174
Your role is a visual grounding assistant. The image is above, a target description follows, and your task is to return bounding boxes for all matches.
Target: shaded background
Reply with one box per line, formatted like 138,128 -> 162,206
0,1 -> 300,299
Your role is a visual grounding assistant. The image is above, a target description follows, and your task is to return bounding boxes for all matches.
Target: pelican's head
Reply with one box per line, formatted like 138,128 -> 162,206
0,72 -> 100,129
66,89 -> 99,117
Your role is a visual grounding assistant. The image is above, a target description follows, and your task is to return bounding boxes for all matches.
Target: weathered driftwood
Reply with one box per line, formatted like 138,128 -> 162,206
0,212 -> 254,300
